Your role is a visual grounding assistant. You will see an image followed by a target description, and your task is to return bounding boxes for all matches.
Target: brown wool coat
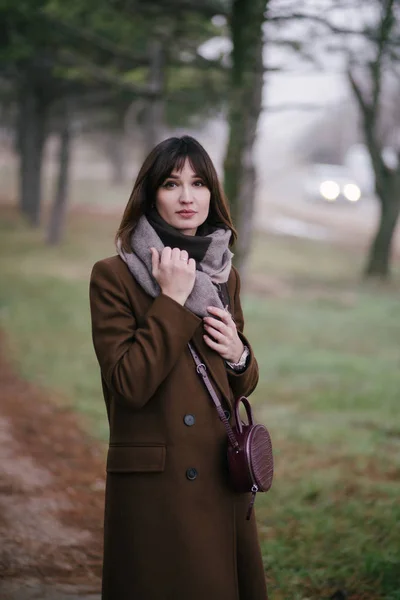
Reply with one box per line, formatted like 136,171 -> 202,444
89,255 -> 268,600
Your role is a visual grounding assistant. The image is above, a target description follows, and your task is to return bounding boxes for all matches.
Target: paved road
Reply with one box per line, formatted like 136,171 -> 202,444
255,164 -> 381,242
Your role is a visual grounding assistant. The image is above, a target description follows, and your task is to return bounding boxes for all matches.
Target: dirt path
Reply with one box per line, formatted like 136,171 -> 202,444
0,337 -> 105,599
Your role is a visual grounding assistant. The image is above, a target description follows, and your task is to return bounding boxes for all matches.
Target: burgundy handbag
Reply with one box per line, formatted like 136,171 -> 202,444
188,343 -> 274,519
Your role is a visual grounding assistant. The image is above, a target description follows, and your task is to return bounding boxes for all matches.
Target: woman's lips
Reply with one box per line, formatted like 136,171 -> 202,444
176,211 -> 197,218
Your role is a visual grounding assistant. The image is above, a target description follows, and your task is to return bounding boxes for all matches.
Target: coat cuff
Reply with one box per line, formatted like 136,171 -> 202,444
226,331 -> 258,397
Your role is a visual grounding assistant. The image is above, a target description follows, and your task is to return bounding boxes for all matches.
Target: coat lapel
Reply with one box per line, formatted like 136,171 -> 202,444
128,265 -> 235,409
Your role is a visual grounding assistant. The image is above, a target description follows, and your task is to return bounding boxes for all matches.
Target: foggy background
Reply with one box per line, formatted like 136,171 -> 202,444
0,1 -> 399,599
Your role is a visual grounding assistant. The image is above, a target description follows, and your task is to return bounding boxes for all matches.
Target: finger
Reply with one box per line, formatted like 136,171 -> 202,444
204,324 -> 226,343
203,316 -> 228,334
171,247 -> 181,262
188,258 -> 196,271
203,334 -> 223,353
206,306 -> 231,324
150,247 -> 159,274
161,246 -> 172,264
180,250 -> 189,262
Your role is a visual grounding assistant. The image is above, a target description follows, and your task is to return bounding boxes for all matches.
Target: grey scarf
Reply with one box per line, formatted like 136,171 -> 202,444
117,215 -> 233,317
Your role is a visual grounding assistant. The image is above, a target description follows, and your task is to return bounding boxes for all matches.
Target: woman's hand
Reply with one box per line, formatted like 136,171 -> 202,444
203,306 -> 244,363
150,247 -> 196,306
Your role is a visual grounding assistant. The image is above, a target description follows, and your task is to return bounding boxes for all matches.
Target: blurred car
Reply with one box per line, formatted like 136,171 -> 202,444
304,163 -> 362,204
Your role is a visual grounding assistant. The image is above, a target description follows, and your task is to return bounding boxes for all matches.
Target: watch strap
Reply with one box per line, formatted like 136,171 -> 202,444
226,345 -> 250,370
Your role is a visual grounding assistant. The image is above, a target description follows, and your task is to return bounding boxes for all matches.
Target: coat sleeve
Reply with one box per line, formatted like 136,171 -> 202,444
89,259 -> 201,409
226,267 -> 259,398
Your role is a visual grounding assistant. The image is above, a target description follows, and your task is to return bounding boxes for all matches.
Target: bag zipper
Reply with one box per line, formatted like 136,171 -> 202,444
245,427 -> 259,520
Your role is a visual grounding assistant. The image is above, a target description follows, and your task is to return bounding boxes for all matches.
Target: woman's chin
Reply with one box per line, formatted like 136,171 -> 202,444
172,217 -> 204,235
177,226 -> 198,236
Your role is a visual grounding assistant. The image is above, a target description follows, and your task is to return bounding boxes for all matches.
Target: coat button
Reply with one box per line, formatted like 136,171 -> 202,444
224,409 -> 231,420
186,468 -> 198,481
183,414 -> 195,427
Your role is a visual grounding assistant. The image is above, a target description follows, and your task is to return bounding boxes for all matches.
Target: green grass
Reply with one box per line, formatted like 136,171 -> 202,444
0,205 -> 399,599
0,208 -> 120,440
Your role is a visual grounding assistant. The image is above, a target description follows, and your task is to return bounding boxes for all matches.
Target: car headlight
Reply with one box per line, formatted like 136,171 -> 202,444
320,180 -> 340,201
343,183 -> 361,202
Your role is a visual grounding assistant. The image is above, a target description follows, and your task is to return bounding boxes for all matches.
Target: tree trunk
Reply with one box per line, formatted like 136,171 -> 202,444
364,175 -> 400,278
47,101 -> 72,246
107,133 -> 126,185
143,39 -> 166,155
105,106 -> 129,185
18,85 -> 48,226
223,0 -> 266,276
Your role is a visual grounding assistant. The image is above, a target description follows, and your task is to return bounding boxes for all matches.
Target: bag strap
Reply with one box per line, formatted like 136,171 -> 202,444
188,343 -> 239,451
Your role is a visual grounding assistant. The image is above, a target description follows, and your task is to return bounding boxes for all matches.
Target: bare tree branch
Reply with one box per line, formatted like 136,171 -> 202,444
262,37 -> 326,69
347,68 -> 369,119
267,12 -> 365,36
347,68 -> 388,190
371,0 -> 396,115
346,0 -> 396,186
268,10 -> 400,47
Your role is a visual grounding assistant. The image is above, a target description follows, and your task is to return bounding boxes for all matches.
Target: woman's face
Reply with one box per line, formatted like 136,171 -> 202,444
155,158 -> 211,236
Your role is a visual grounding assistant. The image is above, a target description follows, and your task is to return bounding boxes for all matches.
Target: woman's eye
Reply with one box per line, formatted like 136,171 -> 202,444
193,180 -> 204,187
163,181 -> 177,189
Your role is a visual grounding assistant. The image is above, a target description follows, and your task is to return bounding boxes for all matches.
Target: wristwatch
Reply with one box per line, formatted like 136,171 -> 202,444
226,345 -> 250,372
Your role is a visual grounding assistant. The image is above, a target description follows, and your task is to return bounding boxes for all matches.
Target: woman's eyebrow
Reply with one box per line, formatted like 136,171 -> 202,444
166,173 -> 202,179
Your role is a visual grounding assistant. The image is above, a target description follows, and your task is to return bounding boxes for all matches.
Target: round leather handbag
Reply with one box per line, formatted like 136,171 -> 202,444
227,396 -> 274,518
188,344 -> 274,519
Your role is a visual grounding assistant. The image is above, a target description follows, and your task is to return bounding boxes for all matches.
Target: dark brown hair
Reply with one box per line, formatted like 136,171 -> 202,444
116,135 -> 237,251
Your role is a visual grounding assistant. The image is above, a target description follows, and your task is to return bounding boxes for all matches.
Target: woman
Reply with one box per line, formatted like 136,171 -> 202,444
89,135 -> 267,600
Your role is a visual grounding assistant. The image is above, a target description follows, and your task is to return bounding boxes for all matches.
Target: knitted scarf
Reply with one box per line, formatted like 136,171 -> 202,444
117,212 -> 233,318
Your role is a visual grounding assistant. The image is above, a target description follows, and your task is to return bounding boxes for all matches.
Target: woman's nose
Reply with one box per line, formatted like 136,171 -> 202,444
179,185 -> 194,203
